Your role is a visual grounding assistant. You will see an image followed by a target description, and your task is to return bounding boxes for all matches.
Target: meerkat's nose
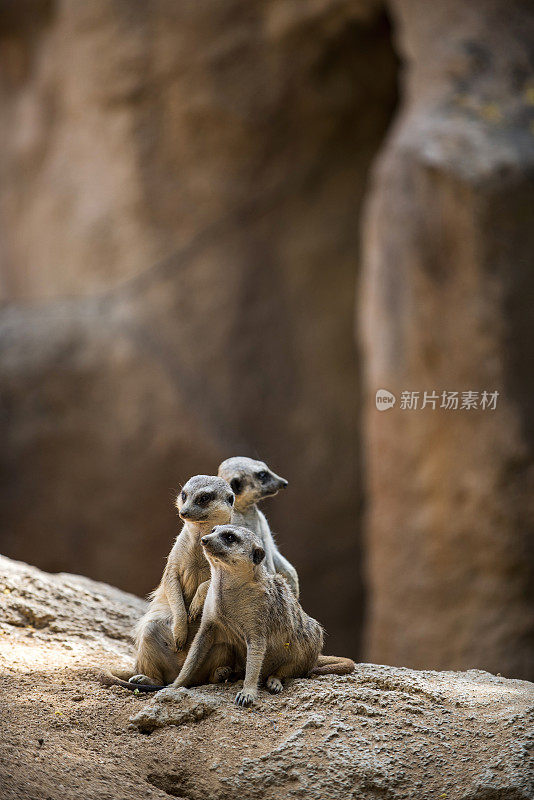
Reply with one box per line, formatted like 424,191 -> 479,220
280,479 -> 288,488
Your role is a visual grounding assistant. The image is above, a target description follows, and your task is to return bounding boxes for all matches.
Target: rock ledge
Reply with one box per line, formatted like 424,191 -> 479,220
1,555 -> 533,800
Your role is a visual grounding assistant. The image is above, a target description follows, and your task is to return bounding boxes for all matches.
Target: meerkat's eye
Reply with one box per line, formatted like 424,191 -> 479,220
222,532 -> 237,544
227,495 -> 234,505
196,492 -> 214,506
181,490 -> 187,502
256,471 -> 269,483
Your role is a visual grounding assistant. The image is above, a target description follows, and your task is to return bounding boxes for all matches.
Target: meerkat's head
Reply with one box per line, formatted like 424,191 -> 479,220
217,456 -> 288,511
176,475 -> 234,527
201,524 -> 265,575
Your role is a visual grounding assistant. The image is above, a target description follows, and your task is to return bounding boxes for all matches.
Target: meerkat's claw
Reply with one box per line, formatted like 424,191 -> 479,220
129,674 -> 155,685
235,689 -> 257,707
266,676 -> 283,694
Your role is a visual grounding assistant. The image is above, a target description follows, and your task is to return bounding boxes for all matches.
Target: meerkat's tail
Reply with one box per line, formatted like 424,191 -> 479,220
311,654 -> 355,676
97,671 -> 165,693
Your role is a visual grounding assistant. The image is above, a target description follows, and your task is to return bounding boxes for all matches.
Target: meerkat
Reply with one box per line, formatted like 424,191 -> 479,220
102,519 -> 353,695
126,475 -> 235,686
173,524 -> 354,706
218,456 -> 299,597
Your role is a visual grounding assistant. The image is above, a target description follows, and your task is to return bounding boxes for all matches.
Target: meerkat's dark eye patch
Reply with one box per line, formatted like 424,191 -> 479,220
252,547 -> 265,565
195,492 -> 215,506
230,478 -> 243,495
256,471 -> 269,484
227,495 -> 234,505
181,490 -> 187,502
222,532 -> 238,544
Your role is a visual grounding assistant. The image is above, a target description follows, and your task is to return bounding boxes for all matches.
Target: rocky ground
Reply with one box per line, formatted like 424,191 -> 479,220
1,554 -> 533,800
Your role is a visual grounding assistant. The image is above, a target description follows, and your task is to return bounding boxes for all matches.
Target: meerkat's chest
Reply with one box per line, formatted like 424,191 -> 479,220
215,612 -> 248,653
214,592 -> 266,642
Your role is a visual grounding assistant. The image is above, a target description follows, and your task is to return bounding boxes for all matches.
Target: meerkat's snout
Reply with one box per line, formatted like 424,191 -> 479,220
179,505 -> 202,522
260,471 -> 288,498
199,528 -> 231,560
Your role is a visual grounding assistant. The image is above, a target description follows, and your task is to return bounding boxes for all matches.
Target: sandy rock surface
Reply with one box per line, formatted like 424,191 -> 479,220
1,555 -> 533,800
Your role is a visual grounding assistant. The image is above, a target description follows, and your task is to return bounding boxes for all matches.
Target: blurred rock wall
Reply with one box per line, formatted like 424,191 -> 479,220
2,0 -> 532,679
360,0 -> 534,679
0,0 -> 398,656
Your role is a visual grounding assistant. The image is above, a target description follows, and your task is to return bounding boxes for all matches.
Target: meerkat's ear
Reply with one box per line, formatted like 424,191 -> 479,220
252,547 -> 265,565
230,478 -> 242,495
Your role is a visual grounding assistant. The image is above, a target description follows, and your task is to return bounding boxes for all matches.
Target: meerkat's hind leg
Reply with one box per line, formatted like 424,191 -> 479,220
265,659 -> 299,693
210,665 -> 233,683
265,652 -> 314,692
202,641 -> 234,684
266,675 -> 283,694
133,616 -> 181,685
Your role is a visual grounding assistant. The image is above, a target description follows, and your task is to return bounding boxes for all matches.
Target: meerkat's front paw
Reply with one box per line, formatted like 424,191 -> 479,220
188,595 -> 203,622
129,674 -> 154,685
266,676 -> 283,694
235,688 -> 258,707
171,622 -> 188,651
